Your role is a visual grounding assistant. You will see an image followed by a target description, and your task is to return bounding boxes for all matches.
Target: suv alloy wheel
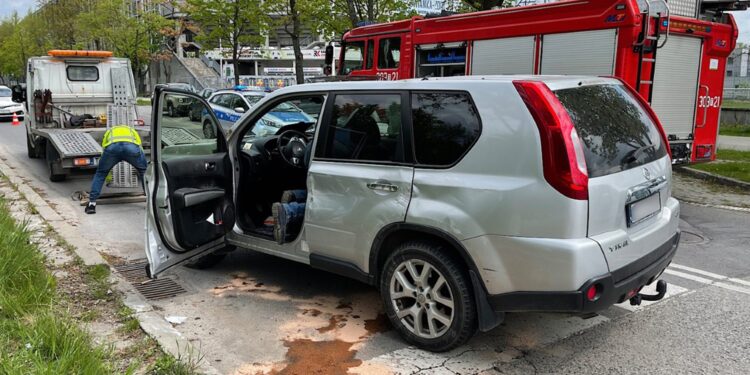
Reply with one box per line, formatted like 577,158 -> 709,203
380,241 -> 477,351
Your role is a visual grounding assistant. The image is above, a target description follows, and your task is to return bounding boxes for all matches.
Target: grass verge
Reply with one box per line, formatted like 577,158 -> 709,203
719,124 -> 750,137
136,98 -> 152,106
0,197 -> 112,373
690,149 -> 750,183
0,193 -> 199,374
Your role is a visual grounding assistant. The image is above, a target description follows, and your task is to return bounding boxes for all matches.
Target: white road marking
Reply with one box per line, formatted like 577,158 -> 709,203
665,265 -> 750,296
669,263 -> 727,280
615,282 -> 689,312
663,269 -> 714,285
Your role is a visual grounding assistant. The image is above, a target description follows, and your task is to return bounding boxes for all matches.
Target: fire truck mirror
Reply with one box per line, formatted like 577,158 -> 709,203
325,45 -> 334,66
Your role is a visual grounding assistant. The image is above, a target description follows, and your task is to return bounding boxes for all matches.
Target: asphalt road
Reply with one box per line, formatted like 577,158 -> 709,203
0,117 -> 748,374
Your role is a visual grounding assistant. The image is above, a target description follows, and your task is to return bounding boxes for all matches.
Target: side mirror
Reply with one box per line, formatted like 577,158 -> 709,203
234,107 -> 246,114
11,85 -> 25,103
325,44 -> 334,66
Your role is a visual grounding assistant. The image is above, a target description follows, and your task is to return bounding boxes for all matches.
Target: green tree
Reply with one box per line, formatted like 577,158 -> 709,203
186,0 -> 266,85
330,0 -> 416,32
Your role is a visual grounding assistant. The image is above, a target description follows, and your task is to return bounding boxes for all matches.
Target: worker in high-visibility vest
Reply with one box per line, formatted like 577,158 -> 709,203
85,125 -> 146,214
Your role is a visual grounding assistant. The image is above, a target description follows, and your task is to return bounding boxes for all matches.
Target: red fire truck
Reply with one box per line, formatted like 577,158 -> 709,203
333,0 -> 739,163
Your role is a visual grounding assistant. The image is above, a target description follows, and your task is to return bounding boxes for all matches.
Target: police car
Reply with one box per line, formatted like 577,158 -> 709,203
202,86 -> 315,138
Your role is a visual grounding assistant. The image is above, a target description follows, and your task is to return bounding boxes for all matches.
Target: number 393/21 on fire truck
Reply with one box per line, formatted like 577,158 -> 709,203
331,0 -> 738,164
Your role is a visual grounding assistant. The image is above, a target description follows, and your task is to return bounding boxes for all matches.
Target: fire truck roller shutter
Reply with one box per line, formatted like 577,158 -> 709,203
471,36 -> 535,75
650,35 -> 702,140
540,29 -> 617,76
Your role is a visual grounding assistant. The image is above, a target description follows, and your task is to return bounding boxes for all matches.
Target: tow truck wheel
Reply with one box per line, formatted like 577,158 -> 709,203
45,145 -> 67,182
27,135 -> 43,159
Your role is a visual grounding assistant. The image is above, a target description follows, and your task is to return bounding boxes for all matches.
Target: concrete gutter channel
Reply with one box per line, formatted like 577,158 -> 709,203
0,152 -> 220,374
674,166 -> 750,190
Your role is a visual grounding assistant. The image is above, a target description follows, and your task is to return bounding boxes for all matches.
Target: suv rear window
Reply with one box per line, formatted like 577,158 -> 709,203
554,84 -> 667,178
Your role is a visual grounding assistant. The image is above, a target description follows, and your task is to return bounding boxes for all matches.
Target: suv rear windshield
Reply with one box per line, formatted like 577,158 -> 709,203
554,84 -> 667,178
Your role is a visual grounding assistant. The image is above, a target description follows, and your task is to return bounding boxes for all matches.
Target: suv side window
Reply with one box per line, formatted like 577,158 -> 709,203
411,92 -> 481,166
316,94 -> 404,163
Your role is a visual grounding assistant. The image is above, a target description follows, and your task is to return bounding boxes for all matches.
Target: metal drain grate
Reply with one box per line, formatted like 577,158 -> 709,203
113,260 -> 186,300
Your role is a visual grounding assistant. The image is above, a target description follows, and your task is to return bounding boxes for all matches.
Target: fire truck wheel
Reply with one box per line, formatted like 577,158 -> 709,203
45,145 -> 67,182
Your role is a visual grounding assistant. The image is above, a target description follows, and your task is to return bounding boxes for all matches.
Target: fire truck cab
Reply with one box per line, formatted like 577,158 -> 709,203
335,0 -> 739,163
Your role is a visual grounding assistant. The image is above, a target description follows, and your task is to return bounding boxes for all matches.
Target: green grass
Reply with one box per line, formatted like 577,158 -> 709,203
0,197 -> 113,374
136,98 -> 151,106
719,124 -> 750,137
721,99 -> 750,110
690,149 -> 750,183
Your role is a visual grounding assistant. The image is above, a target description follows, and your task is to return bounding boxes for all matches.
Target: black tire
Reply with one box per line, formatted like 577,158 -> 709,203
184,246 -> 233,269
27,134 -> 42,159
168,103 -> 175,117
203,121 -> 216,139
380,241 -> 477,352
45,144 -> 66,182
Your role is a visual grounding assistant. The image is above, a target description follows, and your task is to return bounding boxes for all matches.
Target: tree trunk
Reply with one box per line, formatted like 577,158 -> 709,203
345,0 -> 358,28
232,41 -> 240,86
290,0 -> 305,84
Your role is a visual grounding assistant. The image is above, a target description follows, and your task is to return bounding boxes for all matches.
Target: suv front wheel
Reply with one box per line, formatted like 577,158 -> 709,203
380,241 -> 477,352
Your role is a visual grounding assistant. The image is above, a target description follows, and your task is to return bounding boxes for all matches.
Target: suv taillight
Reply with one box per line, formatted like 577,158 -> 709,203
513,80 -> 588,200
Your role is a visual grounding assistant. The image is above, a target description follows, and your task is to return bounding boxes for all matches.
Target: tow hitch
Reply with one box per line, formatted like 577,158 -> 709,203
629,280 -> 667,306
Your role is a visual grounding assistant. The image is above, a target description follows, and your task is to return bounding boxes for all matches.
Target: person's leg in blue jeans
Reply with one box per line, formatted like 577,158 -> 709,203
119,142 -> 147,190
87,143 -> 121,213
86,142 -> 147,214
272,201 -> 306,244
281,189 -> 306,204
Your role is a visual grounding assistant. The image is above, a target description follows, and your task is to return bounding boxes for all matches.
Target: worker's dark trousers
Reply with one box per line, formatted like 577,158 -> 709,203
88,142 -> 146,202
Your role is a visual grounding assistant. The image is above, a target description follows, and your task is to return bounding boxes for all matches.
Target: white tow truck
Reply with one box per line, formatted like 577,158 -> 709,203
17,50 -> 149,183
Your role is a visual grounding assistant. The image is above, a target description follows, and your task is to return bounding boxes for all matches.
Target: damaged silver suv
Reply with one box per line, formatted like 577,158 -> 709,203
145,76 -> 680,351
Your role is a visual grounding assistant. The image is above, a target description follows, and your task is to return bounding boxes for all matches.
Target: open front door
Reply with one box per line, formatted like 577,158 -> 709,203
145,88 -> 235,277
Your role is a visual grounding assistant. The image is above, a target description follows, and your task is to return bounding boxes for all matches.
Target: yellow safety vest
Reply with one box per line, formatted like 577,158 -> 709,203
102,125 -> 142,148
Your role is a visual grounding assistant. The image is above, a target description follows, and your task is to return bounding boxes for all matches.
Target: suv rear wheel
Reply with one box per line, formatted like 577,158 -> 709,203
380,241 -> 477,352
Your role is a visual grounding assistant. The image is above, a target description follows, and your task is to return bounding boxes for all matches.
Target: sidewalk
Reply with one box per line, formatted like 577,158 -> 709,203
718,135 -> 750,151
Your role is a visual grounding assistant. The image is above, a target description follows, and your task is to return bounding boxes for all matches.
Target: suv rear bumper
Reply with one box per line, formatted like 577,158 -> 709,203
487,231 -> 680,313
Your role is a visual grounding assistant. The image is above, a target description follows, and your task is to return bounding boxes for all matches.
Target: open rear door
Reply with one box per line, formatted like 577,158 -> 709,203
145,87 -> 235,277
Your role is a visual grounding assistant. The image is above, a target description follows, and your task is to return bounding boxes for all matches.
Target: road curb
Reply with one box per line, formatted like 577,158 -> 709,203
0,148 -> 219,374
674,166 -> 750,190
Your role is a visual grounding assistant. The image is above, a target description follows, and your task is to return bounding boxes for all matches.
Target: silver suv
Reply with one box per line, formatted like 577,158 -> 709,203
145,76 -> 680,351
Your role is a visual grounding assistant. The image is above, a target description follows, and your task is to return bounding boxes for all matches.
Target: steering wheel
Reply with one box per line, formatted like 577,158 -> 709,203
277,129 -> 308,168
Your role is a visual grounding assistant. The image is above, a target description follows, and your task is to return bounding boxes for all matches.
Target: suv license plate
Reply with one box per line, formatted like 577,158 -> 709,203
627,192 -> 661,227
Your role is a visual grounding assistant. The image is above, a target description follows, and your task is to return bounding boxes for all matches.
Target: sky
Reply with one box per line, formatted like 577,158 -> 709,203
730,10 -> 750,45
1,0 -> 750,44
0,0 -> 36,18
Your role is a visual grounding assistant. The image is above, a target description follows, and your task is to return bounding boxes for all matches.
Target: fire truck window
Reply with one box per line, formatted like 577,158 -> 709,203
411,92 -> 480,166
343,41 -> 365,74
316,94 -> 404,163
67,66 -> 99,81
378,38 -> 401,69
417,48 -> 466,78
366,40 -> 375,70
